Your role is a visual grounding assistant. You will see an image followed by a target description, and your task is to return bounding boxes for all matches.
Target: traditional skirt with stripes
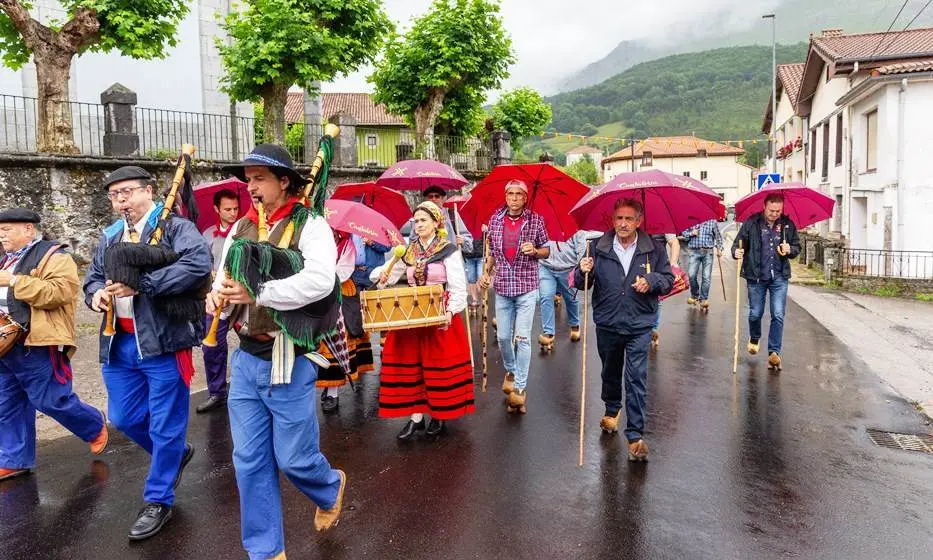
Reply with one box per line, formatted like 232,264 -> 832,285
316,281 -> 374,388
378,314 -> 475,420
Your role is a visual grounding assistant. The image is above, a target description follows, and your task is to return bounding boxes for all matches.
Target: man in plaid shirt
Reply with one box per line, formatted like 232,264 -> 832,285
480,179 -> 549,413
680,219 -> 724,309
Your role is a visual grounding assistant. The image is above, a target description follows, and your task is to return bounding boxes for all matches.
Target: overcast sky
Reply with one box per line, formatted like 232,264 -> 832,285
322,0 -> 785,99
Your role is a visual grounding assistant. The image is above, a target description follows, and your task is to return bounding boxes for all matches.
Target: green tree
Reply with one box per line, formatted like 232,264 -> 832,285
563,154 -> 600,185
370,0 -> 514,152
218,0 -> 392,145
491,87 -> 552,151
0,0 -> 189,153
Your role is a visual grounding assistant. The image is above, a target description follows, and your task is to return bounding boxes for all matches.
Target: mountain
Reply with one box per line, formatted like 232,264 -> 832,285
558,0 -> 933,92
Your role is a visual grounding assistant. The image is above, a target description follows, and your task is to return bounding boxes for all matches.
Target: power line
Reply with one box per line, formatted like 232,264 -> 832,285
867,0 -> 910,61
873,0 -> 933,60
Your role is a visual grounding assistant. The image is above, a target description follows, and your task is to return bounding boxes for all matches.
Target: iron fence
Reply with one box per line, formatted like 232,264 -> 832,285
135,106 -> 256,161
840,248 -> 933,279
0,95 -> 104,155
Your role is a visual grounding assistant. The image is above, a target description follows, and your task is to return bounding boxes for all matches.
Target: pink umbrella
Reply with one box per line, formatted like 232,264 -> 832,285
377,159 -> 468,192
193,178 -> 251,233
570,169 -> 723,234
330,182 -> 412,229
735,182 -> 835,228
443,193 -> 471,208
323,199 -> 404,248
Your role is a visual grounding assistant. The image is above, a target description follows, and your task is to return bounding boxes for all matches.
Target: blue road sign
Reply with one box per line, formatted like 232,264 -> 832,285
757,173 -> 781,190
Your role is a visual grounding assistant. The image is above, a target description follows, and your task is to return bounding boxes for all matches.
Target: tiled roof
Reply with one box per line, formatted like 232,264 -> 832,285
778,63 -> 805,105
603,136 -> 744,164
811,26 -> 933,62
284,92 -> 406,126
567,145 -> 602,154
876,57 -> 933,75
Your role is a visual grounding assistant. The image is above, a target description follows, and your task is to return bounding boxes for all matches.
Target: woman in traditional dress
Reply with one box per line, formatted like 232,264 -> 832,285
317,232 -> 375,413
370,201 -> 474,439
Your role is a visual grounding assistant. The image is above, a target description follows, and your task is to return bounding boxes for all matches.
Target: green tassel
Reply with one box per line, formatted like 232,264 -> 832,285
310,136 -> 333,217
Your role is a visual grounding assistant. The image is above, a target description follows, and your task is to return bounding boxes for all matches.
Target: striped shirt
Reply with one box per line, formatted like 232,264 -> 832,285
681,220 -> 724,250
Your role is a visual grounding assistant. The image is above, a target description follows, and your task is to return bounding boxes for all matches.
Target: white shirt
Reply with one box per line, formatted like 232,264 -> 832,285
335,241 -> 356,283
115,204 -> 158,319
612,233 -> 639,276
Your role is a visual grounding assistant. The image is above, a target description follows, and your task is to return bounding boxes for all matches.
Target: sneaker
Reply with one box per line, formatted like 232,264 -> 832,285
314,469 -> 347,531
747,339 -> 760,355
627,439 -> 649,462
768,352 -> 782,370
687,297 -> 697,305
501,373 -> 515,395
599,410 -> 621,433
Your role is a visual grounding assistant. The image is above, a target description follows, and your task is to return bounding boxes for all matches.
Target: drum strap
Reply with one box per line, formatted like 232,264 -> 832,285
34,244 -> 63,276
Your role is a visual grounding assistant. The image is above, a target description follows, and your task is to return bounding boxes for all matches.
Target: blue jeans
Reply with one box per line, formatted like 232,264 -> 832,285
596,328 -> 651,442
0,344 -> 104,469
228,349 -> 341,560
747,278 -> 789,355
538,264 -> 580,336
101,332 -> 189,506
464,257 -> 483,285
688,249 -> 715,301
495,290 -> 539,391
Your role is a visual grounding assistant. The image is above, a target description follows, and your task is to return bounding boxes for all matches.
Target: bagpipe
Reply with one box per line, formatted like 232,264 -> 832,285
203,125 -> 341,349
102,145 -> 211,334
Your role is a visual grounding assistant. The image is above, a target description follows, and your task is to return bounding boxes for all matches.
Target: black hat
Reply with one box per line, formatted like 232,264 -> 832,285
422,185 -> 446,198
222,144 -> 309,192
0,208 -> 40,224
102,166 -> 153,191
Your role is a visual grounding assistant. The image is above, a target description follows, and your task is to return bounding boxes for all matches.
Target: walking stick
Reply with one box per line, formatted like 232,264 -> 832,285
732,241 -> 743,374
481,236 -> 490,392
452,204 -> 475,371
717,252 -> 727,302
579,242 -> 591,467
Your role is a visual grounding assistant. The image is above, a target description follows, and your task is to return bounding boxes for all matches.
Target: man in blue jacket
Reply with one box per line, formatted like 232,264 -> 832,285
84,166 -> 212,540
575,198 -> 674,461
731,193 -> 800,371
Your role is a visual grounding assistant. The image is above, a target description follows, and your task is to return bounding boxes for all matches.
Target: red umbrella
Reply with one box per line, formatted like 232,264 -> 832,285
735,182 -> 835,228
330,181 -> 412,229
443,193 -> 471,208
193,178 -> 251,233
460,163 -> 589,241
570,169 -> 723,234
377,159 -> 468,192
323,199 -> 404,248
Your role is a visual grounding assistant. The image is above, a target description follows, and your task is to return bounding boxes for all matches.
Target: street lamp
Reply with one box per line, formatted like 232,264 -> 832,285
763,13 -> 776,174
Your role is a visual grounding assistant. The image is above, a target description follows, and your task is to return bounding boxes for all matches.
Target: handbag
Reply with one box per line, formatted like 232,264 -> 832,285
660,265 -> 689,301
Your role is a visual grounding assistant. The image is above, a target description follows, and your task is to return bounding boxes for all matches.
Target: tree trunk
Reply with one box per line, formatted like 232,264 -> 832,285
34,54 -> 78,154
261,82 -> 289,146
413,87 -> 446,158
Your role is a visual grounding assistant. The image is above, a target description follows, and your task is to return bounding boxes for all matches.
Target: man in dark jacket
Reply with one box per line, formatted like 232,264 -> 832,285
575,198 -> 674,461
84,166 -> 212,540
731,193 -> 800,371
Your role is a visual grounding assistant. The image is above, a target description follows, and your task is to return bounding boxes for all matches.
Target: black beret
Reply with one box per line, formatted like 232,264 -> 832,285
0,208 -> 40,224
422,185 -> 446,198
102,166 -> 153,191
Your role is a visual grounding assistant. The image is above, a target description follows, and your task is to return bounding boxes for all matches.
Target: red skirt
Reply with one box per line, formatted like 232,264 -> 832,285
378,315 -> 475,420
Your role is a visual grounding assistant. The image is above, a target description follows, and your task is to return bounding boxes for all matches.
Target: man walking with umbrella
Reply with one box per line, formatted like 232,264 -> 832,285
731,193 -> 800,371
479,179 -> 549,413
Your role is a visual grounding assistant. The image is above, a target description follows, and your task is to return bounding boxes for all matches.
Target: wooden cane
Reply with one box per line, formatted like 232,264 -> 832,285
579,241 -> 591,467
717,252 -> 727,302
480,235 -> 490,392
732,240 -> 743,374
453,203 -> 475,371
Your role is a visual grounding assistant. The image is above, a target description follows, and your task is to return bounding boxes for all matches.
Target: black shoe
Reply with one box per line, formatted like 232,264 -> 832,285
195,394 -> 227,414
426,419 -> 446,436
172,444 -> 195,489
128,503 -> 173,541
397,419 -> 426,440
321,395 -> 339,414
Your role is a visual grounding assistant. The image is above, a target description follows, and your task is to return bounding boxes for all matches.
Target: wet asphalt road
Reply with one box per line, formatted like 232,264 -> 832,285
2,257 -> 933,560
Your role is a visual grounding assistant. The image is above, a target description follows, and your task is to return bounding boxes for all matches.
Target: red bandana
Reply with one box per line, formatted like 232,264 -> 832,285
213,219 -> 235,238
245,197 -> 301,228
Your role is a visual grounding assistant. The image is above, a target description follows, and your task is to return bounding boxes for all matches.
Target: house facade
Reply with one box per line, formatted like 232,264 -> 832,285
602,136 -> 754,205
566,144 -> 603,172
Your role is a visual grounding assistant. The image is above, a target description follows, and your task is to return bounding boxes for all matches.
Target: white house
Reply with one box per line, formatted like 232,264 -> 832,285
601,136 -> 755,205
781,27 -> 933,262
762,63 -> 807,185
565,144 -> 603,171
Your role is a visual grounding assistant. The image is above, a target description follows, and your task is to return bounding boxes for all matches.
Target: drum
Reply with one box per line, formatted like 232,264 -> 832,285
361,285 -> 447,333
0,311 -> 25,359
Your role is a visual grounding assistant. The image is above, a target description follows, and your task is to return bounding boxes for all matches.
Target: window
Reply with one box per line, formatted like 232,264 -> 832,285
700,171 -> 708,180
835,115 -> 843,166
810,129 -> 817,171
365,134 -> 378,148
641,151 -> 653,166
821,121 -> 830,180
697,148 -> 708,158
865,110 -> 878,172
683,171 -> 690,177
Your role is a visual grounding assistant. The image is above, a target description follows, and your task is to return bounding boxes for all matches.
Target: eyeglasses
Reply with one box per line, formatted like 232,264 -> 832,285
107,186 -> 145,200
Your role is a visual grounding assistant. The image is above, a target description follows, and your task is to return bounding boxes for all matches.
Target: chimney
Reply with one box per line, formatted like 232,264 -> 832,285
821,28 -> 844,38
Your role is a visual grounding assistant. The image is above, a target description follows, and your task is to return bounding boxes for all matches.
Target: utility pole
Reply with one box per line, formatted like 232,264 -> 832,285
763,13 -> 776,174
630,136 -> 635,172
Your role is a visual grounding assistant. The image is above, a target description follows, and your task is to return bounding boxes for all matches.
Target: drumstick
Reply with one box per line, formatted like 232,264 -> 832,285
733,240 -> 743,375
380,245 -> 407,285
452,203 -> 475,371
579,241 -> 591,467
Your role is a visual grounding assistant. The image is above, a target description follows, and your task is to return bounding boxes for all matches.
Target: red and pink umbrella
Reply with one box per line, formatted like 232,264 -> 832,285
735,182 -> 835,228
570,169 -> 724,234
377,159 -> 468,192
460,163 -> 589,242
330,181 -> 412,229
193,178 -> 251,233
323,199 -> 404,248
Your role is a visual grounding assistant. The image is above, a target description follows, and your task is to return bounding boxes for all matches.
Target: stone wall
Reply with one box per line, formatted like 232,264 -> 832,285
840,276 -> 933,296
0,154 -> 485,263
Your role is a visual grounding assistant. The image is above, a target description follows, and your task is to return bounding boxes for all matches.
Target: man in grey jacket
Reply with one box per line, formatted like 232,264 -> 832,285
537,229 -> 602,351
